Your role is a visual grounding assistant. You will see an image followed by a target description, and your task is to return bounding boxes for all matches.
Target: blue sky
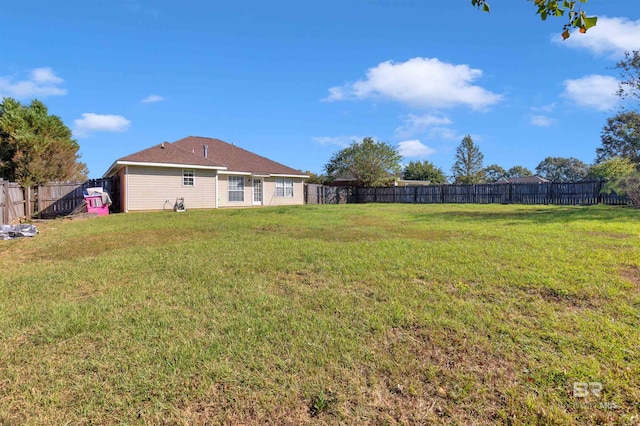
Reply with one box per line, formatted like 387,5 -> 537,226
2,0 -> 639,178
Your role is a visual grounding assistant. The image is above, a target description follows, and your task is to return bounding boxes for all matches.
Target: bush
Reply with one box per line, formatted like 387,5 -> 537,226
616,173 -> 640,206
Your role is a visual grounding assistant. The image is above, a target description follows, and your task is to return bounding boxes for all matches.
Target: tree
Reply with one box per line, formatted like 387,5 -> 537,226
596,111 -> 640,166
506,165 -> 533,178
451,135 -> 485,184
616,50 -> 640,104
615,173 -> 640,206
483,164 -> 507,183
472,0 -> 597,40
587,156 -> 637,196
535,156 -> 588,182
324,137 -> 402,187
303,171 -> 327,185
588,157 -> 637,181
0,98 -> 87,187
402,160 -> 447,183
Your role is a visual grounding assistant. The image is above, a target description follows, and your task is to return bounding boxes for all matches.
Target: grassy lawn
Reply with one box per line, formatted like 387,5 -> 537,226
1,204 -> 639,424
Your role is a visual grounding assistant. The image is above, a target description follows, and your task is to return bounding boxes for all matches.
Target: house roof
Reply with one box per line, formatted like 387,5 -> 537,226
173,136 -> 305,176
495,176 -> 550,184
103,136 -> 307,178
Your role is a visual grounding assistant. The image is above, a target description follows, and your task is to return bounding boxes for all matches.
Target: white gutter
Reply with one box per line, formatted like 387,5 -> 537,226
103,161 -> 227,178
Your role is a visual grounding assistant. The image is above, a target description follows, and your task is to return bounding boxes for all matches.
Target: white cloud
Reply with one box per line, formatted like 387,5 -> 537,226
530,115 -> 557,127
0,67 -> 67,98
141,94 -> 166,103
312,136 -> 362,147
395,113 -> 453,138
531,103 -> 556,114
73,113 -> 131,137
559,16 -> 640,57
429,127 -> 461,140
325,57 -> 503,110
562,75 -> 619,111
398,139 -> 436,158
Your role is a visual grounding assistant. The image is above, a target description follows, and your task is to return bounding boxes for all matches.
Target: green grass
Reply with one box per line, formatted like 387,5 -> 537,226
1,204 -> 639,424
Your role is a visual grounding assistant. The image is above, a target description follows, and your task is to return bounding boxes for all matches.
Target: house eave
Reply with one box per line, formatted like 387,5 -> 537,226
103,160 -> 227,178
270,173 -> 309,178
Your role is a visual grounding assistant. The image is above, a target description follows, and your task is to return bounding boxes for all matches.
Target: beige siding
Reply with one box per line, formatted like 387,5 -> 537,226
217,174 -> 252,208
126,166 -> 217,211
262,178 -> 305,206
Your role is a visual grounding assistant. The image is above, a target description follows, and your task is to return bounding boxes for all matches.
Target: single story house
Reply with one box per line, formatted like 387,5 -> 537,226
103,136 -> 308,212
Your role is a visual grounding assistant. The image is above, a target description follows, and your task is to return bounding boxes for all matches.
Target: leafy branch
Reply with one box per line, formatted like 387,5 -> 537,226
471,0 -> 597,40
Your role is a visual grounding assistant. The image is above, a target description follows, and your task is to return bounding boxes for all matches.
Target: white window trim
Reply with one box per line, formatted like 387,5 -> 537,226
182,169 -> 195,187
228,176 -> 245,202
276,177 -> 294,198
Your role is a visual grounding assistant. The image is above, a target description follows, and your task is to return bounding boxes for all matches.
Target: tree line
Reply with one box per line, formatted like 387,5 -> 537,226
311,50 -> 640,204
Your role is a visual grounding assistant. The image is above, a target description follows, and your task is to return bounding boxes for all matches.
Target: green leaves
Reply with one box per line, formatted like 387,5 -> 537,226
472,0 -> 597,40
451,135 -> 485,184
402,160 -> 447,183
0,97 -> 87,187
471,0 -> 490,13
325,137 -> 402,187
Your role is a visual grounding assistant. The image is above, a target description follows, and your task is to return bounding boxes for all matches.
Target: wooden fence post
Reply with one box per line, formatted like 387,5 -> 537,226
37,184 -> 41,219
1,179 -> 5,224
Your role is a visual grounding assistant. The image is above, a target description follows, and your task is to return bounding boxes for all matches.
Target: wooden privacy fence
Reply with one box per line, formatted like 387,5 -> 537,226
305,181 -> 631,206
35,178 -> 120,218
305,184 -> 353,204
0,179 -> 27,223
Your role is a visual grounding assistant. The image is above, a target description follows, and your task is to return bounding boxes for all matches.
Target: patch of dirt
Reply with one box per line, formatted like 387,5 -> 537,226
33,228 -> 208,261
620,265 -> 640,287
583,231 -> 636,239
354,325 -> 524,425
181,383 -> 311,425
533,287 -> 602,309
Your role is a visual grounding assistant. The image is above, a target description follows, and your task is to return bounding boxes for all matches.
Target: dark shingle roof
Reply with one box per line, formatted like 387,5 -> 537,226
117,141 -> 225,168
173,136 -> 305,175
105,136 -> 307,177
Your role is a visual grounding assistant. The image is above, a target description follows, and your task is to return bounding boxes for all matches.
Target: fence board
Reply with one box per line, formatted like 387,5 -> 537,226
310,180 -> 630,206
36,178 -> 120,218
0,180 -> 26,223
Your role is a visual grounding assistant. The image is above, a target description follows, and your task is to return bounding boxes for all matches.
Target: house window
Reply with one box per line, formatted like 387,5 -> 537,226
228,176 -> 245,202
183,169 -> 194,186
276,178 -> 294,197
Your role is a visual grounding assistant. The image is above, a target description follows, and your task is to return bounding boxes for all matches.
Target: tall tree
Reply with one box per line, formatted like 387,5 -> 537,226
451,135 -> 485,184
325,137 -> 402,187
616,50 -> 640,104
472,0 -> 597,40
402,160 -> 447,183
483,164 -> 507,183
506,165 -> 533,178
0,98 -> 87,187
535,157 -> 588,182
596,111 -> 640,166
